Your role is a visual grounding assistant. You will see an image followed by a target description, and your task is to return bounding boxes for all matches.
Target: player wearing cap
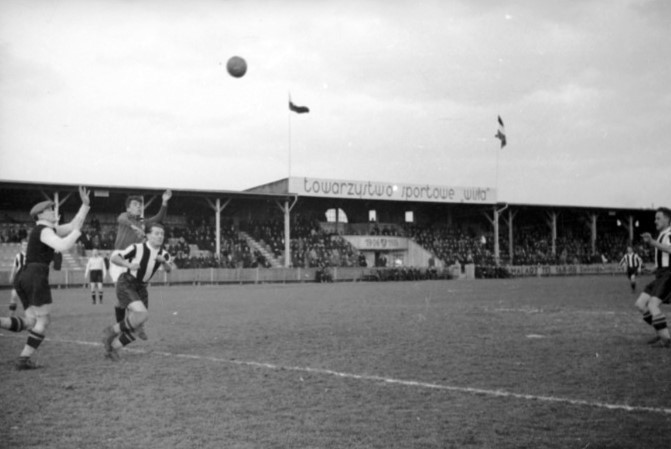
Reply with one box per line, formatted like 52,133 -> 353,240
0,186 -> 90,370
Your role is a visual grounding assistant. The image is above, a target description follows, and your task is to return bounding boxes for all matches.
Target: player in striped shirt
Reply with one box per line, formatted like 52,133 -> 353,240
110,190 -> 171,339
619,246 -> 643,292
7,239 -> 28,317
634,207 -> 671,348
102,222 -> 172,361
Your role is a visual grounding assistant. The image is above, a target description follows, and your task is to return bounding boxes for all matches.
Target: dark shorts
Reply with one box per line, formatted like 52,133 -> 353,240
14,263 -> 52,309
89,270 -> 103,283
626,267 -> 639,278
644,268 -> 671,304
116,273 -> 149,309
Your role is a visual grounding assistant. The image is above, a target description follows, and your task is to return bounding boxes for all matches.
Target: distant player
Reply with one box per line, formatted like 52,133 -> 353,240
102,223 -> 172,361
110,190 -> 171,339
84,249 -> 107,304
619,246 -> 643,292
7,239 -> 28,317
634,207 -> 671,348
0,186 -> 90,369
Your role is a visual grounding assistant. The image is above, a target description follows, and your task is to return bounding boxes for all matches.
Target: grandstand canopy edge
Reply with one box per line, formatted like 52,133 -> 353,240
0,180 -> 296,214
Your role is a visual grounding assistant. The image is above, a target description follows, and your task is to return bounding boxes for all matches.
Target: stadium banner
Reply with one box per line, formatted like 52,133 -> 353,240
344,236 -> 409,250
289,177 -> 496,204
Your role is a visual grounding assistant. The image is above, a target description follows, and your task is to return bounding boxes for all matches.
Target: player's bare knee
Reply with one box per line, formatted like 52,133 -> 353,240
634,294 -> 649,312
22,316 -> 37,329
648,297 -> 663,316
32,316 -> 50,334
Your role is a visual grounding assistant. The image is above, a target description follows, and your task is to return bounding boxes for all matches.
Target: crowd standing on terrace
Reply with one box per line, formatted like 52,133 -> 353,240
0,212 -> 653,271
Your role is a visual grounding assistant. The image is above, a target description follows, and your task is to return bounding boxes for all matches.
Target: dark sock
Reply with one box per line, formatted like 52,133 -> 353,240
119,331 -> 136,347
115,306 -> 125,323
119,317 -> 135,334
652,315 -> 668,336
9,316 -> 26,332
26,330 -> 45,350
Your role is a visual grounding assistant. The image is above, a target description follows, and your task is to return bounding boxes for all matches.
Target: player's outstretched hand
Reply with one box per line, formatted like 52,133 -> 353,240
641,233 -> 652,244
79,186 -> 91,206
162,189 -> 172,203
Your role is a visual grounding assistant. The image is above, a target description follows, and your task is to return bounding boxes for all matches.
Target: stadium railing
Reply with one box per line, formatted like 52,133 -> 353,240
0,262 -> 626,288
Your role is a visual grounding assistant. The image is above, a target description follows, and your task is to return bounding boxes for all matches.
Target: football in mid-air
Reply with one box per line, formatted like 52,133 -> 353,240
226,56 -> 247,78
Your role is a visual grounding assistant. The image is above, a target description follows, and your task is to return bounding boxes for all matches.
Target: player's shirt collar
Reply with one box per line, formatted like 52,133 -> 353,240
35,219 -> 56,229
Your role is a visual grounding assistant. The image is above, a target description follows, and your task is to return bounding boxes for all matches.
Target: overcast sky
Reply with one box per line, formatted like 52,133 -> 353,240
1,0 -> 669,208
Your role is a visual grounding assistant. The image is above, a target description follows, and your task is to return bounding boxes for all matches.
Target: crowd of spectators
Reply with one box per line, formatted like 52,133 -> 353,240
403,223 -> 492,266
0,210 -> 654,271
241,216 -> 363,269
0,223 -> 29,243
403,222 -> 650,267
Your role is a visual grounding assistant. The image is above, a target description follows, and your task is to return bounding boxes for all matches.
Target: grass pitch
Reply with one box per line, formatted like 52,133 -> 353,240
1,276 -> 670,449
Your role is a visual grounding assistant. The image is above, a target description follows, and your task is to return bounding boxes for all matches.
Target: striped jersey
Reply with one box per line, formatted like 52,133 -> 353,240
620,252 -> 642,269
655,227 -> 671,269
118,242 -> 172,284
13,251 -> 26,271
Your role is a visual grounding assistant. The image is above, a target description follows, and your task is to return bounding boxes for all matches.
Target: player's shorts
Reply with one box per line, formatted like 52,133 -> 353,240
116,272 -> 149,309
14,263 -> 52,309
643,268 -> 671,304
109,251 -> 124,282
626,267 -> 639,278
25,303 -> 52,321
89,269 -> 103,283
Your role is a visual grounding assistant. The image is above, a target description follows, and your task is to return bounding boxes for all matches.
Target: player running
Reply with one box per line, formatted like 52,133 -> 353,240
0,186 -> 90,369
102,222 -> 173,361
634,207 -> 671,348
110,189 -> 171,339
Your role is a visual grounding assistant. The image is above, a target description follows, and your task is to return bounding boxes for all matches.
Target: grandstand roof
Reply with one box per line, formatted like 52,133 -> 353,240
0,179 -> 652,215
0,180 -> 296,214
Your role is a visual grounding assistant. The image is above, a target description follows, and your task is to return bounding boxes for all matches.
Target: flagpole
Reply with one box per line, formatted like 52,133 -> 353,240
495,143 -> 500,198
288,92 -> 292,180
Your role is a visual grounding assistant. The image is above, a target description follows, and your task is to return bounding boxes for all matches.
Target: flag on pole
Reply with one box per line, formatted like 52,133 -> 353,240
289,96 -> 310,114
495,115 -> 506,148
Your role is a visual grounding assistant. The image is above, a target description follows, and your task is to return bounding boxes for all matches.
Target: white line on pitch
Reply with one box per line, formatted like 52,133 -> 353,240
2,333 -> 670,416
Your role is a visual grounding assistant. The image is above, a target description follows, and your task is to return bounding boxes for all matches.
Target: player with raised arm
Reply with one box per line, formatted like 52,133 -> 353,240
0,186 -> 90,369
110,189 -> 171,339
619,245 -> 643,292
634,207 -> 671,348
102,222 -> 172,361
